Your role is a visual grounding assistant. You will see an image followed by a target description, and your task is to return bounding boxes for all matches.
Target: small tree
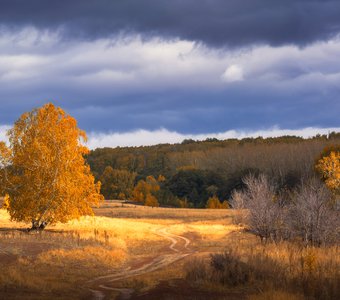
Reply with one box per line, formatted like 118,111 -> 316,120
0,103 -> 103,229
288,178 -> 339,246
206,196 -> 229,209
144,193 -> 159,207
230,190 -> 246,209
132,175 -> 160,204
232,174 -> 282,242
315,147 -> 340,194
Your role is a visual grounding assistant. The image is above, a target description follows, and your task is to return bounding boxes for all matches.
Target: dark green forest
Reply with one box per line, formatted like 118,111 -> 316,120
86,132 -> 340,207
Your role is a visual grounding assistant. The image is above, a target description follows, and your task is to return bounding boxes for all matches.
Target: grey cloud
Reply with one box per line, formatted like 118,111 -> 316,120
1,0 -> 340,48
0,27 -> 339,135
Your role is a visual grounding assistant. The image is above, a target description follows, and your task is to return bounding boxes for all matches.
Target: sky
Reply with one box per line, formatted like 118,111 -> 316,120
0,0 -> 340,148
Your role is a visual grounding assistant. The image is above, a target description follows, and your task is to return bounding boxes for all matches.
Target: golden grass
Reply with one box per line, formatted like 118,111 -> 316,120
0,205 -> 240,299
94,201 -> 237,222
0,208 -> 26,228
185,229 -> 340,299
0,208 -> 171,299
37,246 -> 126,269
248,290 -> 304,300
1,203 -> 338,300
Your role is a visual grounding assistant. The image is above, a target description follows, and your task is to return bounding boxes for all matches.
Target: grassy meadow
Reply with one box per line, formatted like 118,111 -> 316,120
0,200 -> 339,300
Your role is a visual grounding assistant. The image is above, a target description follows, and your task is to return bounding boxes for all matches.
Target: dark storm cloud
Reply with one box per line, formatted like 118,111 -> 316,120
1,85 -> 339,134
1,0 -> 340,47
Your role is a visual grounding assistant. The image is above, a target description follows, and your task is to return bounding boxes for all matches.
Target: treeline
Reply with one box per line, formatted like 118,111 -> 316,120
87,132 -> 340,207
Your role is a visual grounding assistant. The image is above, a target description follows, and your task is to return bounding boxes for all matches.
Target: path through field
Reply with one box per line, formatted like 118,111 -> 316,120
87,227 -> 193,300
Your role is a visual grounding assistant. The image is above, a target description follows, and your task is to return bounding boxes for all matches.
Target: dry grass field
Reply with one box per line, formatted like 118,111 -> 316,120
0,201 -> 339,300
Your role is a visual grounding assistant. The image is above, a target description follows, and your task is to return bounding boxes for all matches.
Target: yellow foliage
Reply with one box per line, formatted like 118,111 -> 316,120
316,150 -> 340,194
146,175 -> 161,191
132,175 -> 160,204
145,193 -> 159,207
157,174 -> 166,182
206,196 -> 229,209
221,200 -> 230,208
0,103 -> 103,226
118,192 -> 126,199
132,180 -> 148,203
301,248 -> 318,274
176,165 -> 197,171
2,194 -> 10,209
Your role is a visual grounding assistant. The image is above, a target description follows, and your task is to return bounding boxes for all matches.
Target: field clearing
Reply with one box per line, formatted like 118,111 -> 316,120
94,200 -> 241,222
0,201 -> 339,300
0,202 -> 240,299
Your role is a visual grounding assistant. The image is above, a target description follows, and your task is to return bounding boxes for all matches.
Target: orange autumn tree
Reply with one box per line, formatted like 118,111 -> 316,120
315,146 -> 340,194
132,175 -> 161,206
0,103 -> 103,229
205,195 -> 229,209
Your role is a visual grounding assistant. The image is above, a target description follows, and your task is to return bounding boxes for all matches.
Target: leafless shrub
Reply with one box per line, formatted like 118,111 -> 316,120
288,177 -> 340,246
232,174 -> 339,246
230,190 -> 247,224
210,250 -> 254,286
230,189 -> 246,209
232,174 -> 284,243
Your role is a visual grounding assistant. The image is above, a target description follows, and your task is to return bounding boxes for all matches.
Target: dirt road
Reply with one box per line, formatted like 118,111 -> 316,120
87,227 -> 193,300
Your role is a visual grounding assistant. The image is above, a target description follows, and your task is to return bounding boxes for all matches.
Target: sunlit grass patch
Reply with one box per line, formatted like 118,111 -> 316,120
38,246 -> 126,269
185,237 -> 340,300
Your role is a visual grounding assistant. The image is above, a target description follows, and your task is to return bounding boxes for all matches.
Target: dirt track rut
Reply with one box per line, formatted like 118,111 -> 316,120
87,227 -> 193,300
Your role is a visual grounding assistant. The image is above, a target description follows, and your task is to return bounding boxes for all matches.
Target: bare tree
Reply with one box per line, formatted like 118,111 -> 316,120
230,189 -> 246,209
230,189 -> 247,224
288,177 -> 339,246
232,175 -> 339,246
232,174 -> 283,243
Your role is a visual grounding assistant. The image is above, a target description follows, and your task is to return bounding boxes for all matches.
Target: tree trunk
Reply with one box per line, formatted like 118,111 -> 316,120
29,220 -> 47,231
39,221 -> 48,230
31,220 -> 40,230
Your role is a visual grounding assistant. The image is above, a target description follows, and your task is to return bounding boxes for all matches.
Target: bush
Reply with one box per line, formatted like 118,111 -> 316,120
210,250 -> 253,286
144,193 -> 159,207
206,196 -> 229,209
186,243 -> 340,300
231,174 -> 339,246
185,258 -> 208,282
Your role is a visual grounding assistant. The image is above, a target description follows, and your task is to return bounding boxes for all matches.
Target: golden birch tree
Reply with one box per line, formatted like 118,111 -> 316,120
132,175 -> 160,204
316,146 -> 340,194
0,103 -> 103,229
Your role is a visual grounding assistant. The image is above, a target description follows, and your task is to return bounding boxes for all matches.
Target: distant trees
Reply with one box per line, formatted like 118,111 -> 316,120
86,133 -> 340,209
132,175 -> 162,206
100,166 -> 136,200
145,193 -> 159,207
0,103 -> 103,229
206,196 -> 229,209
167,170 -> 206,207
166,169 -> 228,207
